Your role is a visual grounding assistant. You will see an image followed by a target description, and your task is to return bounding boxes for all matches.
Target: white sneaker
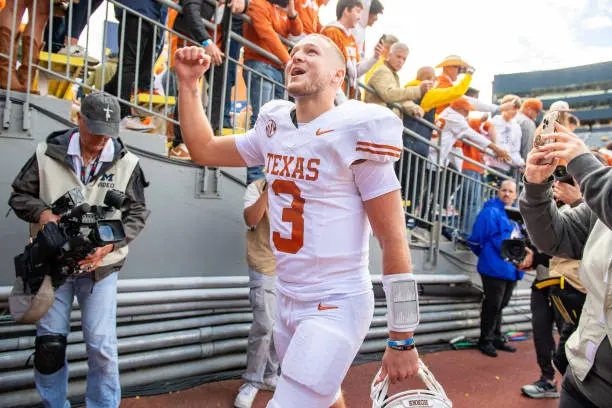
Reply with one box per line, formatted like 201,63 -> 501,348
234,383 -> 258,408
261,376 -> 278,391
121,116 -> 155,132
57,45 -> 99,64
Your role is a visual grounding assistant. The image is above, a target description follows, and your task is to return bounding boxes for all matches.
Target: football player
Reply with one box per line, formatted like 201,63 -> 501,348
174,34 -> 420,408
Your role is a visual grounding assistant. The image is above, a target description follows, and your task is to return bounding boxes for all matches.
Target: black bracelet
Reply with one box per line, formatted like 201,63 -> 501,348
388,343 -> 416,351
288,12 -> 298,20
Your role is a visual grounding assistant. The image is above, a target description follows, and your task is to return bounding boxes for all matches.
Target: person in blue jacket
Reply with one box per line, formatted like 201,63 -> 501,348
469,180 -> 532,357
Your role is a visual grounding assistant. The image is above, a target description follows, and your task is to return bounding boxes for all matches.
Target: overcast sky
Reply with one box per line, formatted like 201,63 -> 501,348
319,0 -> 612,101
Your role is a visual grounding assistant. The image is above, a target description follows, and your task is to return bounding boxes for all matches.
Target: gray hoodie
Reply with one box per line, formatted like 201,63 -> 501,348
519,152 -> 612,402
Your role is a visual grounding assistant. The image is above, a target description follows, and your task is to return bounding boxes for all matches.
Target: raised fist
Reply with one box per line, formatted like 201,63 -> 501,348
174,47 -> 212,87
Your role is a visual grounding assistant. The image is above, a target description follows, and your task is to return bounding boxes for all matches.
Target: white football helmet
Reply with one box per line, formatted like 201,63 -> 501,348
370,359 -> 452,408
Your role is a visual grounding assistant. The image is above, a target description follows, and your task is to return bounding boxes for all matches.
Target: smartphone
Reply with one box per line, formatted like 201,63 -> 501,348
534,111 -> 558,148
534,111 -> 558,164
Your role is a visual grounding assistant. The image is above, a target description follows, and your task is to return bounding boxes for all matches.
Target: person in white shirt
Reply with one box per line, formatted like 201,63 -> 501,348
485,95 -> 524,183
430,98 -> 509,169
351,0 -> 383,58
429,97 -> 510,218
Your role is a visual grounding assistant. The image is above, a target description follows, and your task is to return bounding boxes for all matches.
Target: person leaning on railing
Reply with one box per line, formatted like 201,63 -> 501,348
485,95 -> 524,184
242,0 -> 303,183
363,42 -> 432,206
321,0 -> 382,104
0,0 -> 50,92
519,123 -> 612,408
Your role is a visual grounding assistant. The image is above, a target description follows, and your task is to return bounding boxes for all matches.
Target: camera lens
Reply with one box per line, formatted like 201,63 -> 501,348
104,190 -> 130,211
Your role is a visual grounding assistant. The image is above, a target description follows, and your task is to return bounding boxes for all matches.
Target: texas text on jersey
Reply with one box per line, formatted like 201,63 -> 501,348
235,99 -> 404,301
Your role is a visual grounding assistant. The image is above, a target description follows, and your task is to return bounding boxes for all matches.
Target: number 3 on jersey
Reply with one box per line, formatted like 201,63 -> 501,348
271,179 -> 304,254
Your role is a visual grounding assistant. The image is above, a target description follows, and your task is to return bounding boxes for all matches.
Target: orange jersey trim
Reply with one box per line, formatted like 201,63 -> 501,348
356,147 -> 401,159
356,141 -> 402,153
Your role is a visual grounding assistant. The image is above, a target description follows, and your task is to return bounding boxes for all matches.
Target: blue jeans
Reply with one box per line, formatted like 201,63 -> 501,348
35,273 -> 120,408
460,169 -> 483,236
243,60 -> 284,184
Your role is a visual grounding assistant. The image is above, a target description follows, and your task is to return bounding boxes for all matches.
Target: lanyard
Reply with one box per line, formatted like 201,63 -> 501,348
81,154 -> 101,184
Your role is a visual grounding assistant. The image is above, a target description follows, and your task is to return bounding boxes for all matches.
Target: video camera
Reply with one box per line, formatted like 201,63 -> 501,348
500,207 -> 529,265
14,188 -> 128,293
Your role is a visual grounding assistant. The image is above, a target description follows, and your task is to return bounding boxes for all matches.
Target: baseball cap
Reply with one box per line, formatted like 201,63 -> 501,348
450,97 -> 475,112
522,98 -> 543,112
549,100 -> 573,112
80,92 -> 121,138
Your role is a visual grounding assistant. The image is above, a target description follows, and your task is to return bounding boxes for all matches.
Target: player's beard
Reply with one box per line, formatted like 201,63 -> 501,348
287,74 -> 327,98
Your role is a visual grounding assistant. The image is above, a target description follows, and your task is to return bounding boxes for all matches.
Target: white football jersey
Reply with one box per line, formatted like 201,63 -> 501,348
236,100 -> 403,301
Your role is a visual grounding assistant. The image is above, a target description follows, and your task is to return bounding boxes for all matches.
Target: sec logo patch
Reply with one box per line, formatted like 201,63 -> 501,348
266,120 -> 277,138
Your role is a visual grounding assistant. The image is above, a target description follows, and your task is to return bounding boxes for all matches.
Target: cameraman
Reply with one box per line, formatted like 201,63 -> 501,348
468,180 -> 531,357
8,92 -> 149,407
519,123 -> 612,407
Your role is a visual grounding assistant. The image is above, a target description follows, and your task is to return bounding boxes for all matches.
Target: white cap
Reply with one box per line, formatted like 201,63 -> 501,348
549,100 -> 573,112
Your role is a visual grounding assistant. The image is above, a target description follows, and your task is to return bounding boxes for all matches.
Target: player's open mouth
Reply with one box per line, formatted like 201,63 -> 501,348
290,67 -> 306,77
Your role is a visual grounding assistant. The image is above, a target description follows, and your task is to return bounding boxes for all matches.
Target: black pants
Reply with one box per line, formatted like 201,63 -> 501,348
531,287 -> 565,380
560,369 -> 599,408
105,13 -> 156,118
555,321 -> 578,375
479,274 -> 517,344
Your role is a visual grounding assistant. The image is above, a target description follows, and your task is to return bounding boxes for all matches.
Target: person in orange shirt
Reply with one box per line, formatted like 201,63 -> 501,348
434,55 -> 474,115
243,0 -> 303,183
461,115 -> 497,235
291,0 -> 329,40
321,0 -> 382,103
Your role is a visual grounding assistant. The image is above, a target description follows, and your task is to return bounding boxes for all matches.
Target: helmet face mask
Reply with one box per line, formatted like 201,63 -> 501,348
371,360 -> 452,408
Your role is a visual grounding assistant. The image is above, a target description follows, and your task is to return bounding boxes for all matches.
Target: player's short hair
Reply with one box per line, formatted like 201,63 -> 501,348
389,42 -> 409,55
304,34 -> 346,68
370,0 -> 384,15
336,0 -> 364,20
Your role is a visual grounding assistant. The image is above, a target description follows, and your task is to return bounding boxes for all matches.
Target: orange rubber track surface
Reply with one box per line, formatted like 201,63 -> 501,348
122,339 -> 562,408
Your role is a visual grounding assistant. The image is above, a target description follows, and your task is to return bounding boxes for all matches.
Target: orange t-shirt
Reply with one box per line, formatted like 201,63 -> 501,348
295,0 -> 323,34
321,25 -> 360,97
462,118 -> 491,173
243,0 -> 304,69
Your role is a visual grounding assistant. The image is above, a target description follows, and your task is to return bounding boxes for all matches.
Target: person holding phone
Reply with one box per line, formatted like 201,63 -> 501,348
520,123 -> 612,407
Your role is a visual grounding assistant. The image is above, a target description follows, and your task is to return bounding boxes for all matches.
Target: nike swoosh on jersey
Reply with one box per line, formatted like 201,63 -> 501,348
316,128 -> 334,136
317,303 -> 339,311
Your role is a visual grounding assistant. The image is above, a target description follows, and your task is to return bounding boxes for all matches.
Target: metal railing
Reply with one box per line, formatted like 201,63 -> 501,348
0,0 -> 523,267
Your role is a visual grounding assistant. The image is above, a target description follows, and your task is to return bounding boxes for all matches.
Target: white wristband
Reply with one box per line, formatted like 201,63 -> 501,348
382,273 -> 420,332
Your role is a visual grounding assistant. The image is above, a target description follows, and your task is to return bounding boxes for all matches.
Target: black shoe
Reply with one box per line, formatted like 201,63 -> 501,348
521,379 -> 560,399
478,342 -> 498,357
494,341 -> 517,353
